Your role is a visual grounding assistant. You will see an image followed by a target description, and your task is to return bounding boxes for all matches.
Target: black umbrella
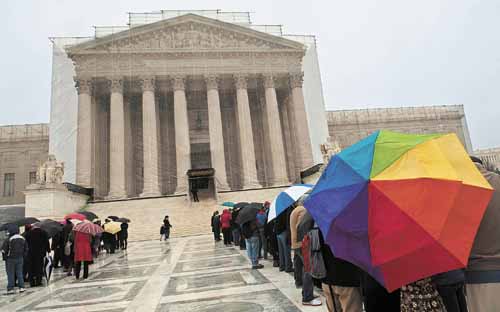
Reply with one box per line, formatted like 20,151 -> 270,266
79,211 -> 98,221
297,211 -> 314,242
235,206 -> 260,225
247,202 -> 263,209
0,223 -> 18,233
116,217 -> 130,223
11,217 -> 40,227
34,219 -> 64,238
107,216 -> 119,221
233,202 -> 249,210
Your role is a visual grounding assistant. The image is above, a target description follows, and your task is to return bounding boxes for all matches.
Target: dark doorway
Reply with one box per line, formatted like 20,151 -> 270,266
187,168 -> 216,202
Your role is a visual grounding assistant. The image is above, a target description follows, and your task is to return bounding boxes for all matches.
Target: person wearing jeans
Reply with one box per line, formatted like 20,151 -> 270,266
2,227 -> 28,294
275,207 -> 293,272
242,220 -> 263,269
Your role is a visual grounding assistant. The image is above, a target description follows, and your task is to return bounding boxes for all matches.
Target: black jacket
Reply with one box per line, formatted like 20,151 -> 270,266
275,207 -> 291,235
320,231 -> 360,287
2,234 -> 28,260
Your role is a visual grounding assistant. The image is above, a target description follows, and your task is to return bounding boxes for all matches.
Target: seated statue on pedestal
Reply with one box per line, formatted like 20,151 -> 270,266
35,154 -> 65,186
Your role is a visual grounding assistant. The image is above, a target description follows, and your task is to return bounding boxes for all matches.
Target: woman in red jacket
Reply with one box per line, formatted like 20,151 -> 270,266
220,209 -> 232,246
73,231 -> 93,279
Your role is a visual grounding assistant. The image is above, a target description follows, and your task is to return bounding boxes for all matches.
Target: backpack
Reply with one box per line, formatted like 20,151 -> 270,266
309,228 -> 327,279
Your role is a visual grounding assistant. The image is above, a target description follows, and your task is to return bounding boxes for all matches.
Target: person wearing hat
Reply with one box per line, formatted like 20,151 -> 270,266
1,226 -> 28,294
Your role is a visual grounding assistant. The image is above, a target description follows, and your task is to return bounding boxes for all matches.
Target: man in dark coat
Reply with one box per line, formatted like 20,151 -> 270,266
24,227 -> 50,287
211,211 -> 221,241
119,223 -> 128,250
62,219 -> 74,275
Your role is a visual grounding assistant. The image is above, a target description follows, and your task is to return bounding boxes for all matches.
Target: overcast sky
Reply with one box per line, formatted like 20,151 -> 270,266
1,0 -> 499,149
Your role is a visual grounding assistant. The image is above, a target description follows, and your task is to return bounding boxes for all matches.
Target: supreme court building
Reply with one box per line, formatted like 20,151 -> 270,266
49,11 -> 329,200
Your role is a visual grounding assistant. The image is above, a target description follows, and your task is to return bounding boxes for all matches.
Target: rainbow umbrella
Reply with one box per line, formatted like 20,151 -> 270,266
304,130 -> 494,291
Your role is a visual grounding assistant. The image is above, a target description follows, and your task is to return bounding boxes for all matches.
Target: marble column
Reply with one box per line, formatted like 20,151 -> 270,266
140,76 -> 161,197
289,72 -> 314,170
173,75 -> 191,194
107,78 -> 127,198
75,78 -> 93,188
205,74 -> 229,190
234,74 -> 260,189
263,74 -> 289,185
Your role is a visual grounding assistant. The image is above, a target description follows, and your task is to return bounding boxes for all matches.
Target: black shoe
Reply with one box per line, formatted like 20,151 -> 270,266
273,261 -> 279,267
279,268 -> 285,272
285,268 -> 294,273
252,264 -> 264,269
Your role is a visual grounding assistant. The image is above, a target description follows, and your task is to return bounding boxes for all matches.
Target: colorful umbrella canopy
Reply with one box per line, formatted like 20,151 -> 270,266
268,184 -> 313,222
73,220 -> 104,236
304,131 -> 494,291
103,221 -> 121,234
64,213 -> 86,221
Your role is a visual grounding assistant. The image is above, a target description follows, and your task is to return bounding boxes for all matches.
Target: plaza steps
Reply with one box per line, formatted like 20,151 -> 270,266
87,186 -> 286,242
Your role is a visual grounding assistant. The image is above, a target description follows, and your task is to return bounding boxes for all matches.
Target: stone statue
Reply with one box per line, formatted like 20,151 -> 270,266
321,137 -> 342,164
36,160 -> 46,184
34,155 -> 64,185
54,161 -> 65,184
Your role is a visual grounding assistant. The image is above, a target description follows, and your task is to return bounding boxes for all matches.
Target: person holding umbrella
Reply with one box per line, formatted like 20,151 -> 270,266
1,225 -> 28,294
24,226 -> 50,287
72,230 -> 92,280
237,206 -> 263,270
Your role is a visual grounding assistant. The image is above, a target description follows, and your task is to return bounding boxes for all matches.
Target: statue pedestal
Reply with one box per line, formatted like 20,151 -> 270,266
24,184 -> 89,219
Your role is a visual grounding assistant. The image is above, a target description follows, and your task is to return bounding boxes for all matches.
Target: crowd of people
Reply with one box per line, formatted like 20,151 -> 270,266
210,157 -> 500,312
2,216 -> 130,295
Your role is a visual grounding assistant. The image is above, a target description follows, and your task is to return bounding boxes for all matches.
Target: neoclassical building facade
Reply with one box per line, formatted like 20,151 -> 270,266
61,14 -> 318,199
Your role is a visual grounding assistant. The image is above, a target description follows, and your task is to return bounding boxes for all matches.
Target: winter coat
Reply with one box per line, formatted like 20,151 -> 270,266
319,230 -> 360,287
290,206 -> 307,249
119,223 -> 128,240
220,210 -> 232,229
467,164 -> 500,272
25,228 -> 50,262
1,233 -> 28,260
74,231 -> 93,262
432,269 -> 465,286
211,215 -> 221,231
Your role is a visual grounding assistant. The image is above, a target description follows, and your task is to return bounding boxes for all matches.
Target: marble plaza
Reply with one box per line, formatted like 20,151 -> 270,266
1,235 -> 328,311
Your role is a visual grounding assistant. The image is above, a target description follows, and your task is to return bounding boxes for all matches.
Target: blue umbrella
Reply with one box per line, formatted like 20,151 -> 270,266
222,201 -> 235,207
268,184 -> 313,221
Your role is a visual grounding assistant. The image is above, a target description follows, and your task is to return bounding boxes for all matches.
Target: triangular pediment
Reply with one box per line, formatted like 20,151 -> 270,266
67,14 -> 305,54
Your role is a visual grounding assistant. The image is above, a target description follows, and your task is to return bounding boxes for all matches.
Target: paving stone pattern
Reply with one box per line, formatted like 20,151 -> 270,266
0,235 -> 328,312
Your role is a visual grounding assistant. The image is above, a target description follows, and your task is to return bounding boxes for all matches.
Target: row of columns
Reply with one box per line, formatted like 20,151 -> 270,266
75,72 -> 312,199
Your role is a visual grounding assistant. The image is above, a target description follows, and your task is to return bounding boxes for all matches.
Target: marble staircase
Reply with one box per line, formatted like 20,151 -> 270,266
87,187 -> 286,242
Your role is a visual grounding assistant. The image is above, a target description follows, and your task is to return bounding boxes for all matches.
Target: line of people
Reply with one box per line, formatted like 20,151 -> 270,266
216,157 -> 500,312
2,217 -> 130,294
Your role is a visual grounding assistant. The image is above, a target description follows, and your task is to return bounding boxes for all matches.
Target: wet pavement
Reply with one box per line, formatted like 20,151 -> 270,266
0,235 -> 327,311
